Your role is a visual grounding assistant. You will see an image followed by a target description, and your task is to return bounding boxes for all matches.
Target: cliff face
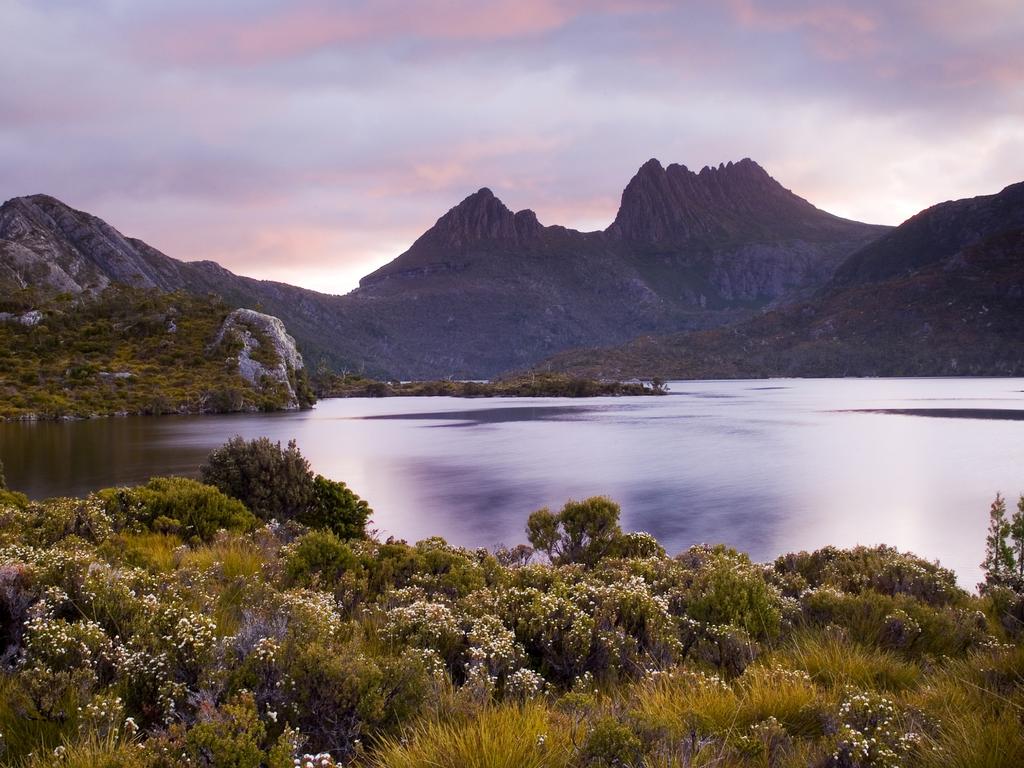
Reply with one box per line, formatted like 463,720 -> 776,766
607,158 -> 855,243
212,309 -> 309,410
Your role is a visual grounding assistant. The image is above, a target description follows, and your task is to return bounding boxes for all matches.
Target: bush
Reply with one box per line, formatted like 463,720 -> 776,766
682,546 -> 784,639
100,477 -> 256,543
0,462 -> 29,509
303,475 -> 371,539
201,436 -> 315,522
200,437 -> 371,539
184,692 -> 266,768
285,530 -> 360,586
580,717 -> 643,766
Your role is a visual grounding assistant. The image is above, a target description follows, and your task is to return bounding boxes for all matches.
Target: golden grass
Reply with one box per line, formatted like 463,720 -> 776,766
777,631 -> 920,692
364,703 -> 572,768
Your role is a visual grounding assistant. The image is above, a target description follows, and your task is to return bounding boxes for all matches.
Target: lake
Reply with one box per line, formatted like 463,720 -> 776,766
2,378 -> 1023,588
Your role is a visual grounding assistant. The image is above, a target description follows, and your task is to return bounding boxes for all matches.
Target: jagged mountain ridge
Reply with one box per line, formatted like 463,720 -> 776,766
0,159 -> 888,378
540,180 -> 1024,378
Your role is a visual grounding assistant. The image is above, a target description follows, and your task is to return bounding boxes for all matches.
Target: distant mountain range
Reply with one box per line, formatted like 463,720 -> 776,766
542,181 -> 1024,378
0,159 -> 887,378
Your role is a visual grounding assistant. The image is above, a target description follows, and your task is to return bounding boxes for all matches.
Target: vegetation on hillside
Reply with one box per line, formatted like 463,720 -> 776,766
0,287 -> 314,420
315,371 -> 667,399
542,229 -> 1024,379
0,438 -> 1021,767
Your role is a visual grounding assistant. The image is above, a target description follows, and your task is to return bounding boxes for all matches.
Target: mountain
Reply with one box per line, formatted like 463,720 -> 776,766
0,159 -> 888,378
345,159 -> 886,375
540,181 -> 1024,378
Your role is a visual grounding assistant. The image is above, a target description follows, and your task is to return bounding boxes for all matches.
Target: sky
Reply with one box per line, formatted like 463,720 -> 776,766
2,0 -> 1023,295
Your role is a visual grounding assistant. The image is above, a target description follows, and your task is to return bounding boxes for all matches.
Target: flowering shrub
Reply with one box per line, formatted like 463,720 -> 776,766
99,477 -> 256,543
679,545 -> 784,639
830,690 -> 919,768
775,545 -> 962,606
0,452 -> 1021,767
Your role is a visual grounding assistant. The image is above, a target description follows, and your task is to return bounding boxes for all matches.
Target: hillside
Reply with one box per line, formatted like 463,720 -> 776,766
540,182 -> 1024,379
0,287 -> 314,419
0,159 -> 887,378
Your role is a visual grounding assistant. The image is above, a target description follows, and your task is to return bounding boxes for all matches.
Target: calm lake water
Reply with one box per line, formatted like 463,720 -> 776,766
3,378 -> 1023,588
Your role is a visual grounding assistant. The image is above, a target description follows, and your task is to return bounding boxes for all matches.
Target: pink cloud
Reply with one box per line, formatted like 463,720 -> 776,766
140,0 -> 625,66
727,0 -> 881,60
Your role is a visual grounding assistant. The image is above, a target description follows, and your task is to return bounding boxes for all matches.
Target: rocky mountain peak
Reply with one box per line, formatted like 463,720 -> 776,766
416,187 -> 543,250
358,187 -> 547,286
0,193 -> 178,293
607,157 -> 834,244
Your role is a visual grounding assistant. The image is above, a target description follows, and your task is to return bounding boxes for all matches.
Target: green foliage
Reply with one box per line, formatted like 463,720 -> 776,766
0,465 -> 1021,768
285,530 -> 360,586
775,544 -> 963,606
0,460 -> 29,508
580,717 -> 642,766
304,475 -> 372,539
0,286 -> 312,419
526,496 -> 624,567
315,371 -> 665,399
201,436 -> 372,540
682,545 -> 784,639
184,692 -> 266,768
100,476 -> 256,543
981,493 -> 1015,590
981,492 -> 1024,593
201,436 -> 316,523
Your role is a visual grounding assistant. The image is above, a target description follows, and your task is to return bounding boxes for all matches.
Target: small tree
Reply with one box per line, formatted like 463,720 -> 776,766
981,492 -> 1014,590
1010,494 -> 1024,589
304,475 -> 371,540
527,496 -> 624,567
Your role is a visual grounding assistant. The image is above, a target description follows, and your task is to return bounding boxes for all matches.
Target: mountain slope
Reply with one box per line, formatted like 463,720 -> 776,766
829,180 -> 1024,289
541,182 -> 1024,378
343,159 -> 886,375
0,159 -> 888,378
0,287 -> 314,419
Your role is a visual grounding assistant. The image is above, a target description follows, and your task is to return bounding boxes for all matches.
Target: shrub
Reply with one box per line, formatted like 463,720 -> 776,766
100,477 -> 256,543
184,692 -> 266,768
0,461 -> 29,509
580,717 -> 643,766
201,436 -> 315,522
285,530 -> 360,586
303,475 -> 371,539
682,546 -> 784,639
775,545 -> 961,606
201,438 -> 371,539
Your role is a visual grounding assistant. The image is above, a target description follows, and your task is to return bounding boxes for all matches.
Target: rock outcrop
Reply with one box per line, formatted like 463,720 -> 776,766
607,158 -> 870,244
212,309 -> 307,410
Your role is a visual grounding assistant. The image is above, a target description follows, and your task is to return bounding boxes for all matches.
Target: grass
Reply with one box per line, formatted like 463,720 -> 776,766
366,704 -> 573,768
776,631 -> 920,692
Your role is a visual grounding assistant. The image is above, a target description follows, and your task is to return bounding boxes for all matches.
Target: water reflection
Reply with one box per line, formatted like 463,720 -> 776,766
2,378 -> 1023,587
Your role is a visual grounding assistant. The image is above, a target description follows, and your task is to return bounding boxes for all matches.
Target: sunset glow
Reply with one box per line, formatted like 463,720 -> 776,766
3,0 -> 1022,293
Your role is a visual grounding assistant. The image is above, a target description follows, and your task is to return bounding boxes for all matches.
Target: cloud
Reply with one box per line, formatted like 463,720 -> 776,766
0,0 -> 1022,294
